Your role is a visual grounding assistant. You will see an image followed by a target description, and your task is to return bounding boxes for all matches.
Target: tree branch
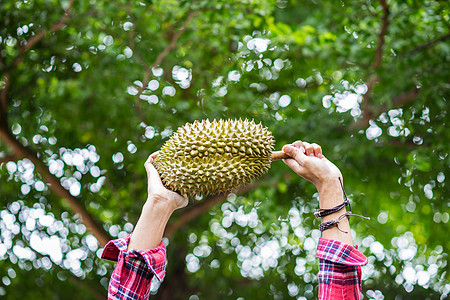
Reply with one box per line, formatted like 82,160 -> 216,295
0,124 -> 110,246
13,0 -> 76,67
0,52 -> 10,128
373,0 -> 390,70
404,32 -> 450,55
390,86 -> 420,107
0,73 -> 10,127
359,0 -> 390,124
0,0 -> 110,246
164,180 -> 264,238
135,10 -> 198,124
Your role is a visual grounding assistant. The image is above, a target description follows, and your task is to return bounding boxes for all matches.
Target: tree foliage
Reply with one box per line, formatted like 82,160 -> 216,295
0,0 -> 449,299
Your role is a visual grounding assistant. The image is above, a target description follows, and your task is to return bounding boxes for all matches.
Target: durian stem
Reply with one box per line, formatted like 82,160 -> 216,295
271,151 -> 290,161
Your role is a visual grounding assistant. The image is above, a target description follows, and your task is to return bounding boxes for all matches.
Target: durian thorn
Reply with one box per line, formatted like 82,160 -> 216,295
270,150 -> 290,161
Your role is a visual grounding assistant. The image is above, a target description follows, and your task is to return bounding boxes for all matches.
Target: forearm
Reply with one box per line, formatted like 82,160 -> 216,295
316,178 -> 353,246
128,197 -> 175,251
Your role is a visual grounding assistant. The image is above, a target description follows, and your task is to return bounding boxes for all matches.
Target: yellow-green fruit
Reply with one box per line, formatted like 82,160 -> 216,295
153,119 -> 275,197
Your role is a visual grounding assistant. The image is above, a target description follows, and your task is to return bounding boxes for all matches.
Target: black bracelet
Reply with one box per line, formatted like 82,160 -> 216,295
317,177 -> 370,232
319,212 -> 370,233
314,177 -> 351,218
314,199 -> 350,218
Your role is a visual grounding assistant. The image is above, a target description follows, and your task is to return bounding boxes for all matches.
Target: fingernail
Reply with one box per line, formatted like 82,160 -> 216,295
299,147 -> 305,153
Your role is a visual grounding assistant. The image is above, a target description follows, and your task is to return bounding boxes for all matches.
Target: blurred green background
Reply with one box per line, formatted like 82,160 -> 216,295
0,0 -> 449,299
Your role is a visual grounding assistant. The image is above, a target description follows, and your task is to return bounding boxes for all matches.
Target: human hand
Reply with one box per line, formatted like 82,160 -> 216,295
127,153 -> 188,251
282,141 -> 342,192
144,152 -> 189,211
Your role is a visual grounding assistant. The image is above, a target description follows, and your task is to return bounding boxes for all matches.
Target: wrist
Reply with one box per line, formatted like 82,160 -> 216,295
128,196 -> 174,251
316,176 -> 342,194
315,176 -> 354,246
316,177 -> 344,208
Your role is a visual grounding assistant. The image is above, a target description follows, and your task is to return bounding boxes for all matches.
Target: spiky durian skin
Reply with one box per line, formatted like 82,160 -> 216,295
153,119 -> 275,197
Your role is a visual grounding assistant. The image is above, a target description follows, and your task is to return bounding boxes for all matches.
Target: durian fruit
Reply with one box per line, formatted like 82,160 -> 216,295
153,119 -> 277,197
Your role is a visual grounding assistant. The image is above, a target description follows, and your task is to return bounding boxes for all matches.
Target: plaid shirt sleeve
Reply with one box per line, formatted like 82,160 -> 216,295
101,233 -> 166,300
316,238 -> 368,300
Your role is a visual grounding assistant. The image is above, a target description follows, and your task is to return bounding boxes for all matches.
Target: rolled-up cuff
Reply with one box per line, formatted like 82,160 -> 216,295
316,238 -> 368,266
101,233 -> 167,281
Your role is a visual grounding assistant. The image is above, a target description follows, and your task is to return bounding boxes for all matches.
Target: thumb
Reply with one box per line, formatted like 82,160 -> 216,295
144,152 -> 160,176
282,145 -> 306,164
145,160 -> 164,187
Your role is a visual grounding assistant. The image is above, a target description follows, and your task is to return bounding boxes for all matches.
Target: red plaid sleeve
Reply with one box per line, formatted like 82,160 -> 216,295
316,238 -> 368,300
101,233 -> 166,300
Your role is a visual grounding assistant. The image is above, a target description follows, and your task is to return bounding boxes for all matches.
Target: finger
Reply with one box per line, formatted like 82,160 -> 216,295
145,161 -> 164,187
311,143 -> 323,158
282,145 -> 307,164
180,194 -> 189,207
150,151 -> 159,160
291,141 -> 306,153
145,152 -> 160,173
178,191 -> 189,200
282,158 -> 303,174
291,140 -> 303,148
169,189 -> 188,201
302,142 -> 314,156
